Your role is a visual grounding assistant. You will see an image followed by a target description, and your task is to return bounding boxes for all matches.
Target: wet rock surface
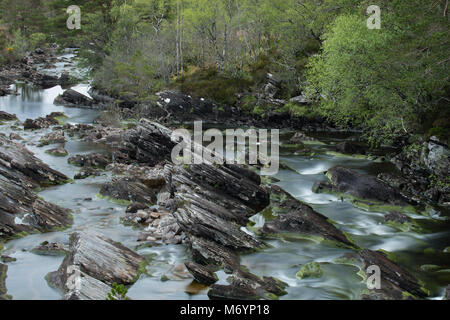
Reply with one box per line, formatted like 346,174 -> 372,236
23,112 -> 65,130
261,185 -> 356,248
0,111 -> 17,122
314,166 -> 412,210
31,241 -> 67,256
99,177 -> 159,205
352,249 -> 428,300
68,153 -> 110,169
47,231 -> 146,300
0,135 -> 72,240
54,89 -> 94,107
185,262 -> 218,285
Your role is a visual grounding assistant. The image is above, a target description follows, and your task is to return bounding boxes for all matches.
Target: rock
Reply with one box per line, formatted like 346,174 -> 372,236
421,137 -> 450,178
0,135 -> 72,240
167,163 -> 268,251
262,185 -> 357,248
140,213 -> 183,244
35,74 -> 59,88
99,177 -> 159,205
384,212 -> 412,225
24,112 -> 66,130
289,94 -> 311,105
337,249 -> 429,300
39,130 -> 66,146
45,146 -> 68,157
107,163 -> 166,189
59,72 -> 73,86
208,269 -> 287,300
9,133 -> 23,140
31,241 -> 67,256
334,141 -> 367,155
264,82 -> 278,98
48,231 -> 146,300
117,119 -> 176,165
445,285 -> 450,300
314,166 -> 413,212
54,89 -> 93,107
68,153 -> 110,169
289,132 -> 317,144
126,203 -> 149,214
185,262 -> 218,285
0,111 -> 17,121
0,255 -> 16,263
73,167 -> 102,180
0,263 -> 11,300
296,262 -> 323,280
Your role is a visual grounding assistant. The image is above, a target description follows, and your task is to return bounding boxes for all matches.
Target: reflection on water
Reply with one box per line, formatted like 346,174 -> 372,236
0,55 -> 449,300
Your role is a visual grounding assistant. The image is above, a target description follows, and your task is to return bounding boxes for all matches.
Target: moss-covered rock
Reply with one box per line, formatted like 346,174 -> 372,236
296,262 -> 323,280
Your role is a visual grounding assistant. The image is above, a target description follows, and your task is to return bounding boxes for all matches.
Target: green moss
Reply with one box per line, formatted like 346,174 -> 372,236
96,193 -> 133,206
296,262 -> 323,280
261,231 -> 356,250
385,219 -> 423,233
45,149 -> 68,157
420,264 -> 441,272
324,151 -> 368,159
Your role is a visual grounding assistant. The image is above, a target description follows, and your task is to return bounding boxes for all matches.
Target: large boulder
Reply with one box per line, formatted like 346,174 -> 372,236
313,166 -> 413,212
54,89 -> 94,107
336,249 -> 429,300
99,177 -> 159,205
47,231 -> 146,300
421,136 -> 450,178
24,112 -> 66,130
261,185 -> 357,248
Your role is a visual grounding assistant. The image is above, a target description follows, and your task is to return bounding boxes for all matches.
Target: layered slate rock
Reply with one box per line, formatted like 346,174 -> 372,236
54,89 -> 93,107
313,166 -> 413,212
47,231 -> 146,300
0,135 -> 72,240
99,177 -> 159,205
185,262 -> 218,285
336,249 -> 429,300
167,163 -> 268,251
23,112 -> 65,130
117,119 -> 176,165
261,185 -> 357,249
68,153 -> 111,169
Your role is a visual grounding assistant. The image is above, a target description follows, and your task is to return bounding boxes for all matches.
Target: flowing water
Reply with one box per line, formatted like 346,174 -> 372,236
0,51 -> 449,300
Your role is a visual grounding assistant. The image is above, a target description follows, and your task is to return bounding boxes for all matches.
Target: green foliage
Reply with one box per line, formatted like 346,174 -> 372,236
106,283 -> 130,300
306,0 -> 449,144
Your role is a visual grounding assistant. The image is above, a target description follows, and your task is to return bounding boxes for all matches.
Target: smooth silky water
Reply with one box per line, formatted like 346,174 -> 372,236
0,53 -> 449,300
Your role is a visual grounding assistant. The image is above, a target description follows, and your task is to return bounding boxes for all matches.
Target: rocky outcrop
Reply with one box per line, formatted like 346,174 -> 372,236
0,111 -> 17,122
334,141 -> 367,155
261,185 -> 357,248
99,177 -> 159,205
47,231 -> 146,300
68,153 -> 111,169
185,262 -> 218,285
38,130 -> 66,147
0,135 -> 71,240
54,89 -> 94,107
313,166 -> 413,212
23,112 -> 65,130
31,241 -> 67,256
117,119 -> 175,165
336,249 -> 429,300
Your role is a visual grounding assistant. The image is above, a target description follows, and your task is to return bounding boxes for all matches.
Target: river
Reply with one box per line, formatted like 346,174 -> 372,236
0,50 -> 449,300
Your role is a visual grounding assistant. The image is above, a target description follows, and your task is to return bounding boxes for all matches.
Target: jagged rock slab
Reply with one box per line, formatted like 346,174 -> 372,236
336,249 -> 429,300
54,89 -> 93,107
313,166 -> 414,211
0,134 -> 69,186
208,269 -> 288,300
185,262 -> 218,285
261,185 -> 357,248
23,112 -> 65,130
48,231 -> 146,300
99,177 -> 159,205
117,119 -> 175,165
0,136 -> 72,239
68,153 -> 111,169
